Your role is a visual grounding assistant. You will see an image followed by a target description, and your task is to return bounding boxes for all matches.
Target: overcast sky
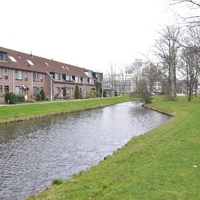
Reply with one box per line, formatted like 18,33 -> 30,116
0,0 -> 175,72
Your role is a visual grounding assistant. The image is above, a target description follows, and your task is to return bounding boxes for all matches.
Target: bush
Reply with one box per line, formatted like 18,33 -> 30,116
52,179 -> 64,186
4,92 -> 25,104
4,92 -> 16,104
26,98 -> 35,103
74,85 -> 80,99
63,87 -> 66,98
15,95 -> 25,103
88,91 -> 96,98
36,93 -> 42,101
35,90 -> 46,101
40,90 -> 45,100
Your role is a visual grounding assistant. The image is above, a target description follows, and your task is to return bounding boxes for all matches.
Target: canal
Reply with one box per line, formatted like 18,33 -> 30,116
0,102 -> 170,199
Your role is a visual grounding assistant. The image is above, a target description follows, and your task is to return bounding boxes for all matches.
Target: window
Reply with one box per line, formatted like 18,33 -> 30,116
15,86 -> 23,95
45,62 -> 49,67
39,74 -> 43,82
8,56 -> 17,62
0,67 -> 2,79
24,71 -> 28,81
33,86 -> 40,95
4,69 -> 8,80
75,77 -> 79,82
33,72 -> 39,81
27,60 -> 34,66
66,75 -> 72,81
4,85 -> 9,93
66,87 -> 71,95
0,85 -> 2,94
88,78 -> 93,84
82,78 -> 87,83
0,51 -> 7,61
54,73 -> 62,80
15,70 -> 23,80
55,87 -> 61,95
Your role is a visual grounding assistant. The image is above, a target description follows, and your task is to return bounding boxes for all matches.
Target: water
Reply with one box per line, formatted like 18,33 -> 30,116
0,102 -> 170,199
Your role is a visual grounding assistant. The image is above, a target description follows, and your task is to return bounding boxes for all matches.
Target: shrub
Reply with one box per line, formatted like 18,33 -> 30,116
15,95 -> 25,103
52,179 -> 64,186
4,92 -> 25,104
74,85 -> 80,99
4,92 -> 16,104
89,91 -> 96,98
26,98 -> 35,103
40,90 -> 45,100
36,93 -> 42,101
63,87 -> 66,98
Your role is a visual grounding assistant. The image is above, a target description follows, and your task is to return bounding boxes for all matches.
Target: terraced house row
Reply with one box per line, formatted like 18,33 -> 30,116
0,47 -> 102,103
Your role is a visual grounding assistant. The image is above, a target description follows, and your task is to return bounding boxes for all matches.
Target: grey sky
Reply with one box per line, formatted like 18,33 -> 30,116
0,0 -> 174,72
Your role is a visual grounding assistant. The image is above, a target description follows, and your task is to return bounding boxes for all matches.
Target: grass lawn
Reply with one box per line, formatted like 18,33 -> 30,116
0,96 -> 131,124
27,96 -> 200,200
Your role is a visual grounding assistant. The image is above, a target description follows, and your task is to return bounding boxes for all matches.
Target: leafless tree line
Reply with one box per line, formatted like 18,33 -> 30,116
149,0 -> 200,101
106,0 -> 200,102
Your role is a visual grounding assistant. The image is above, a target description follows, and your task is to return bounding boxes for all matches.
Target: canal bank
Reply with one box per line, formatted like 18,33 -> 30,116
27,96 -> 199,200
0,101 -> 169,199
0,96 -> 132,125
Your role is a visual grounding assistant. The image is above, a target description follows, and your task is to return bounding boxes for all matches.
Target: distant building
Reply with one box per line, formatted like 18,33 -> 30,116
103,59 -> 165,95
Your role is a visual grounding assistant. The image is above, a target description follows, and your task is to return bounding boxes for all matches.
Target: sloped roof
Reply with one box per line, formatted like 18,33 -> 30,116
0,47 -> 90,78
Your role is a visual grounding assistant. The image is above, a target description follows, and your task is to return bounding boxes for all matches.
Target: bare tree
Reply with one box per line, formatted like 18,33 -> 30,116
107,63 -> 117,91
171,0 -> 200,8
129,61 -> 143,93
137,78 -> 152,104
179,26 -> 200,100
170,0 -> 200,26
154,25 -> 180,101
118,65 -> 129,94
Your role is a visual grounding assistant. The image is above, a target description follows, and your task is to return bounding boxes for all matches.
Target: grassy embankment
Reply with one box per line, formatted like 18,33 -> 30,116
0,96 -> 132,124
28,96 -> 200,200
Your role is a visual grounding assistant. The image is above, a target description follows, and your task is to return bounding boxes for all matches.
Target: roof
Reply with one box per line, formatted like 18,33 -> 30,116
0,47 -> 90,78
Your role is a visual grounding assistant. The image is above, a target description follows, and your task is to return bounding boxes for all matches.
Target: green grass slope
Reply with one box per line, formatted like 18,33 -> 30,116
28,96 -> 200,200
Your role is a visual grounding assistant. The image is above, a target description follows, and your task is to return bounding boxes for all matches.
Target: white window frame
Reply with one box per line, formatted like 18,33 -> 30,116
33,86 -> 40,95
15,86 -> 23,95
4,69 -> 8,79
33,72 -> 39,81
15,70 -> 23,80
24,71 -> 28,81
55,73 -> 62,80
55,87 -> 61,95
66,87 -> 71,95
66,75 -> 71,81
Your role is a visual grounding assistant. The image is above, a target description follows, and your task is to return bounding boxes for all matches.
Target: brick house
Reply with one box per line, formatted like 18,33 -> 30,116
0,47 -> 98,103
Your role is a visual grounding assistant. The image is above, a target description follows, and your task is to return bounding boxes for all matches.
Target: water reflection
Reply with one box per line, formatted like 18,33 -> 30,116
0,102 -> 169,200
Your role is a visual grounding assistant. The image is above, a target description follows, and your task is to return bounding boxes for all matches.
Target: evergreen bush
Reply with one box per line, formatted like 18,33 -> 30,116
74,85 -> 80,99
4,92 -> 16,104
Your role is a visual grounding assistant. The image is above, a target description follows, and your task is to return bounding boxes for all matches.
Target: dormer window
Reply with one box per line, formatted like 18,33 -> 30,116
0,51 -> 7,61
54,73 -> 62,80
27,60 -> 34,66
66,75 -> 72,81
8,56 -> 17,62
75,77 -> 79,82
